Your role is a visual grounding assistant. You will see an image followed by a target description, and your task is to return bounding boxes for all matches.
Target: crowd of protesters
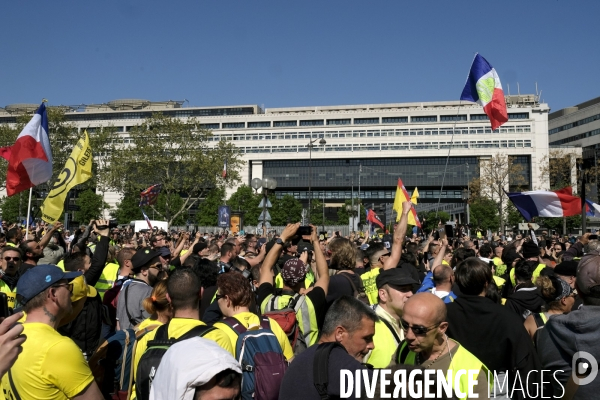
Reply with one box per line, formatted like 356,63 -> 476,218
0,204 -> 599,399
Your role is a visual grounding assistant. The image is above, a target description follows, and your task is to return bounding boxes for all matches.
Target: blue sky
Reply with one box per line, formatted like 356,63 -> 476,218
1,1 -> 598,112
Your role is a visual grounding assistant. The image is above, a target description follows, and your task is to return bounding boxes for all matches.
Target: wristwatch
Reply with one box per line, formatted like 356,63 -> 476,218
276,238 -> 284,245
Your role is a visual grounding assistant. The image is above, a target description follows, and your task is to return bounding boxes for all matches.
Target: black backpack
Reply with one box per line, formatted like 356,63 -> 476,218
135,322 -> 215,400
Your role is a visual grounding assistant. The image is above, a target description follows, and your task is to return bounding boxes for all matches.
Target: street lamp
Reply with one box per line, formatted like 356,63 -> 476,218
462,188 -> 470,237
251,177 -> 277,234
308,137 -> 327,223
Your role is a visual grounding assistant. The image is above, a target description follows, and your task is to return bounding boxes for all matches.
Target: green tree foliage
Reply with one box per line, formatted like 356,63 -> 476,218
469,198 -> 500,231
104,113 -> 242,225
309,199 -> 335,227
111,191 -> 144,224
154,192 -> 186,226
74,189 -> 108,223
226,185 -> 261,226
0,195 -> 20,222
336,199 -> 365,226
196,187 -> 226,226
270,194 -> 303,225
536,215 -> 582,233
420,211 -> 450,233
505,202 -> 524,229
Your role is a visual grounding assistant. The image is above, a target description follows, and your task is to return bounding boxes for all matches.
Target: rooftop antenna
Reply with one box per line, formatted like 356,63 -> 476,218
517,82 -> 521,96
535,82 -> 539,97
507,83 -> 510,96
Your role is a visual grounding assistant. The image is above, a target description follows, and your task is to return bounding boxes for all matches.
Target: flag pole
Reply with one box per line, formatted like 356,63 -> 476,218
25,188 -> 33,240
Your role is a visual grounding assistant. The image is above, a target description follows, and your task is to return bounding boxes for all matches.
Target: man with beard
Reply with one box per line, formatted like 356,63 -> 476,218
18,222 -> 64,272
116,248 -> 161,330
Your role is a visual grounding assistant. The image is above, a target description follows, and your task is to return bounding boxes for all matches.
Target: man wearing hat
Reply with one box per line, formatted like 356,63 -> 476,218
537,252 -> 600,398
1,265 -> 103,399
554,260 -> 578,289
363,269 -> 417,368
509,240 -> 547,286
116,248 -> 161,330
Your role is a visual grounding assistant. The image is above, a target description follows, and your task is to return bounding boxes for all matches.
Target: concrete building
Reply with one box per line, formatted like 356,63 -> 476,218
0,95 -> 551,225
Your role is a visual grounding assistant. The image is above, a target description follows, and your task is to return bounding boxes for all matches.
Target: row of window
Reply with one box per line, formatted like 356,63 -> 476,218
265,157 -> 477,168
549,112 -> 600,135
549,128 -> 600,145
274,190 -> 465,200
206,125 -> 532,141
240,140 -> 532,154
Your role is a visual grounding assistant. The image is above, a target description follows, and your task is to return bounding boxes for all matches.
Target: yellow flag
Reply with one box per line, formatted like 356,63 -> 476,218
40,132 -> 93,224
411,187 -> 419,205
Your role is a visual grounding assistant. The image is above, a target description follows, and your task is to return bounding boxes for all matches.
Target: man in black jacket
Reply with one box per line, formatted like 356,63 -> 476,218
446,257 -> 543,399
58,219 -> 110,359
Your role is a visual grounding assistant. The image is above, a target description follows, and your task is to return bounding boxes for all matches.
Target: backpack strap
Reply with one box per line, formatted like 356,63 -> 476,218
177,324 -> 216,341
337,272 -> 359,297
313,342 -> 344,400
222,316 -> 249,335
153,323 -> 170,342
118,329 -> 131,389
533,313 -> 545,328
123,284 -> 136,327
259,316 -> 271,330
287,293 -> 303,310
379,317 -> 402,345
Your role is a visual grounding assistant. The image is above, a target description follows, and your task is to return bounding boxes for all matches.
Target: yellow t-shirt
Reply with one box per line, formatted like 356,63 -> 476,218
361,267 -> 382,305
136,318 -> 163,331
213,311 -> 294,361
1,323 -> 94,400
132,318 -> 234,383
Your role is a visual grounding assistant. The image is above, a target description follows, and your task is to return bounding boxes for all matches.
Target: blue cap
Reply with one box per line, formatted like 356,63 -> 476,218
17,264 -> 82,305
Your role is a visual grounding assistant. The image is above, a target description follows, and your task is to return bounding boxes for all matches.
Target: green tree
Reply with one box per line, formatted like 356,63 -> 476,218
0,195 -> 20,222
336,199 -> 365,226
505,202 -> 524,229
469,198 -> 500,231
227,185 -> 261,226
196,187 -> 226,226
309,199 -> 334,227
104,113 -> 242,225
536,215 -> 582,233
111,191 -> 144,224
270,194 -> 303,225
153,192 -> 186,226
420,211 -> 450,233
74,189 -> 108,222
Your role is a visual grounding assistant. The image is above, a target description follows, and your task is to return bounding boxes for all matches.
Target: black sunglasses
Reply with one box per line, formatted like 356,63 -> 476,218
215,293 -> 226,301
3,256 -> 21,262
400,319 -> 440,336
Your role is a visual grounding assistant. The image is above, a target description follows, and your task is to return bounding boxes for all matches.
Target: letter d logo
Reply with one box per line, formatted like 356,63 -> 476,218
572,351 -> 598,386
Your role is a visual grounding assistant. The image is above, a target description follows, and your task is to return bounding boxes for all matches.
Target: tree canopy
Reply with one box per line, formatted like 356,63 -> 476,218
104,113 -> 242,226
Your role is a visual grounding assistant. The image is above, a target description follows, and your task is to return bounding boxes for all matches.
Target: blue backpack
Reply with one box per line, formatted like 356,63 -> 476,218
222,316 -> 288,400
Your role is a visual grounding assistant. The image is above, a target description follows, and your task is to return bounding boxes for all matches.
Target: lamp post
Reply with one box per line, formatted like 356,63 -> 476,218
251,177 -> 277,234
462,188 -> 470,238
308,137 -> 327,224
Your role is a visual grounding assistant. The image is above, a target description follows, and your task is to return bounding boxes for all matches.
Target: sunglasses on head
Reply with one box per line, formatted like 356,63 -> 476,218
215,293 -> 226,301
400,319 -> 440,335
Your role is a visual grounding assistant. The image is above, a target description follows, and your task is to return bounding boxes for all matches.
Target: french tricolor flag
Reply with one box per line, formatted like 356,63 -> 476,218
6,102 -> 53,196
507,187 -> 583,221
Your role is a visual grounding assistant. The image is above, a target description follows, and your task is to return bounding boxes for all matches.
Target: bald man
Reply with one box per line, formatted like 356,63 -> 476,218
394,293 -> 490,400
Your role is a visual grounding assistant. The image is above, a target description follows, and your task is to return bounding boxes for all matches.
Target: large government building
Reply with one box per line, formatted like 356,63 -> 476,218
0,95 -> 551,225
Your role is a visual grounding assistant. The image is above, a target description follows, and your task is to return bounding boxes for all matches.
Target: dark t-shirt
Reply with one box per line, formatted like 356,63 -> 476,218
278,344 -> 372,400
326,271 -> 364,306
256,282 -> 327,330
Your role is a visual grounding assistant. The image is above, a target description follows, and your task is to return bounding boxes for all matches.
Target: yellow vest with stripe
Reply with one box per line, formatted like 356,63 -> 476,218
492,257 -> 506,277
509,263 -> 545,286
365,318 -> 401,368
260,291 -> 319,347
0,280 -> 17,310
275,270 -> 315,289
395,341 -> 492,400
95,262 -> 120,300
361,268 -> 381,305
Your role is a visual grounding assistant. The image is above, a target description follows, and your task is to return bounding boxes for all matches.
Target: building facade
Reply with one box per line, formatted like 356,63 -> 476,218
0,96 -> 550,224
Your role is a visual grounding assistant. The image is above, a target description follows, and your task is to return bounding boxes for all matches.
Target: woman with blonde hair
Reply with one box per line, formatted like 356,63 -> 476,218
138,280 -> 173,331
326,238 -> 367,304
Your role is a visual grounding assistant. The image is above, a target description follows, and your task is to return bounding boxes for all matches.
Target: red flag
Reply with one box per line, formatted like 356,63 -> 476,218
367,209 -> 384,229
222,159 -> 227,178
0,146 -> 11,161
139,184 -> 162,207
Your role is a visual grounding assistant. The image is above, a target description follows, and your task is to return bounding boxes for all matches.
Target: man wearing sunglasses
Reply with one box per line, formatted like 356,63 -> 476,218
0,247 -> 23,311
363,269 -> 417,368
2,264 -> 103,399
395,293 -> 490,400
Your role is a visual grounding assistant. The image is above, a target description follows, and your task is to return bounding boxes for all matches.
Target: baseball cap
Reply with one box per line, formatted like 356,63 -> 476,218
576,254 -> 600,298
157,246 -> 172,258
193,242 -> 208,254
281,258 -> 308,286
131,248 -> 161,271
554,260 -> 578,277
376,269 -> 418,289
71,275 -> 97,302
17,264 -> 82,305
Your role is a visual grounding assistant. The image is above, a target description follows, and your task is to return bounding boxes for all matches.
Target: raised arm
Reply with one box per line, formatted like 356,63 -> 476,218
39,222 -> 63,249
258,223 -> 300,286
383,201 -> 412,270
430,238 -> 448,273
310,225 -> 330,295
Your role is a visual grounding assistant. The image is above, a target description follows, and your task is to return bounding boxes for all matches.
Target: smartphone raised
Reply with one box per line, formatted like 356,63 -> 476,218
297,226 -> 312,236
0,293 -> 11,319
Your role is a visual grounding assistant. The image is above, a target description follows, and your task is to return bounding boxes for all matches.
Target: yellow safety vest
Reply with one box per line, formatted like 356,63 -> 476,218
492,257 -> 506,277
395,341 -> 492,400
365,317 -> 402,368
361,268 -> 381,305
95,262 -> 120,300
275,270 -> 315,289
260,292 -> 319,347
509,263 -> 545,286
0,280 -> 17,310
